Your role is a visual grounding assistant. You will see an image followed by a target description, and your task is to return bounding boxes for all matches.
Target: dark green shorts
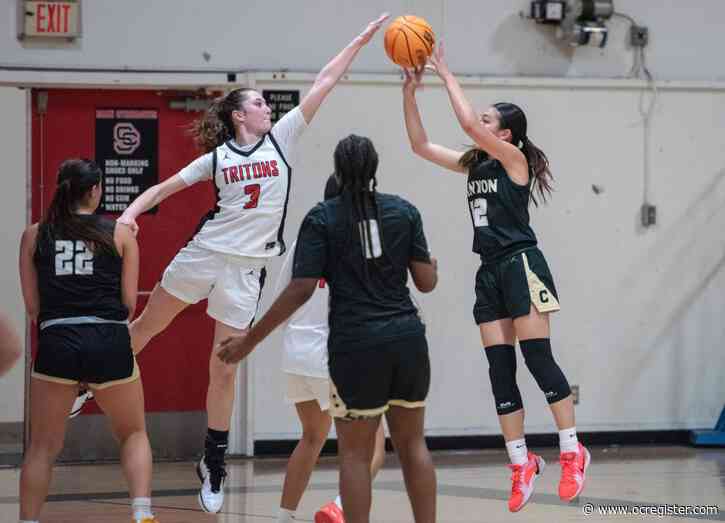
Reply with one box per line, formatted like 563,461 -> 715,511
473,247 -> 560,324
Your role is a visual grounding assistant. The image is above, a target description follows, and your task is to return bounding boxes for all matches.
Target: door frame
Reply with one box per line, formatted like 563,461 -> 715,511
25,86 -> 254,459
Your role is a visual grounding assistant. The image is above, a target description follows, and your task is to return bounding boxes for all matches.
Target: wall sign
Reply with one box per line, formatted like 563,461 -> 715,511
19,1 -> 81,39
262,90 -> 300,125
95,108 -> 158,214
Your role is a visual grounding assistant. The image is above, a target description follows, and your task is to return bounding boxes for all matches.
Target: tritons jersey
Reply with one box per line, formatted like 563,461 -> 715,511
179,107 -> 307,258
467,157 -> 537,263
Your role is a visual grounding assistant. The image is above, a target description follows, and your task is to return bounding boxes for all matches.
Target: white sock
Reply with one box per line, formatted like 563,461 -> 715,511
334,495 -> 343,509
559,427 -> 579,453
277,507 -> 295,522
20,520 -> 39,523
131,497 -> 153,521
505,438 -> 528,466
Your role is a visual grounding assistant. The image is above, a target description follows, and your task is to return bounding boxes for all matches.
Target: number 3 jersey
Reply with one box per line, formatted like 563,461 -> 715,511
34,216 -> 128,324
179,107 -> 307,258
467,157 -> 537,263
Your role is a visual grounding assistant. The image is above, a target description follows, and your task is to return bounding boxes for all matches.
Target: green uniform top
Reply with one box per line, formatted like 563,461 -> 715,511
467,158 -> 537,263
293,192 -> 430,353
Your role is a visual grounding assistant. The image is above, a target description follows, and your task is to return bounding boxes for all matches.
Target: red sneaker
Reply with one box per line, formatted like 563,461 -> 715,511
508,452 -> 545,512
315,501 -> 345,523
559,442 -> 591,501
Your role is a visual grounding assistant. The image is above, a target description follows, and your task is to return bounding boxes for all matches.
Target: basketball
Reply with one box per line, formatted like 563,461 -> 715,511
384,15 -> 436,68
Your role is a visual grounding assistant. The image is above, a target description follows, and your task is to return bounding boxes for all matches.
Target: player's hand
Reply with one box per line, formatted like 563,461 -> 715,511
402,66 -> 424,93
356,13 -> 389,46
217,333 -> 255,364
427,40 -> 451,79
116,216 -> 139,236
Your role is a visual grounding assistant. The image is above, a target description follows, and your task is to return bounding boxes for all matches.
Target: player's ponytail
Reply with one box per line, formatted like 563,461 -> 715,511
41,159 -> 117,257
521,136 -> 553,206
458,102 -> 553,206
190,88 -> 256,152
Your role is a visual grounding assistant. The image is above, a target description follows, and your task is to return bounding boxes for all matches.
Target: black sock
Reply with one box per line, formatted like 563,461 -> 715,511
206,428 -> 229,445
205,429 -> 229,461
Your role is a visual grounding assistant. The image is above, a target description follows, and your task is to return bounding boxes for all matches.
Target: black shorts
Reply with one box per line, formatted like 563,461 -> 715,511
32,323 -> 139,390
328,334 -> 430,420
473,247 -> 560,324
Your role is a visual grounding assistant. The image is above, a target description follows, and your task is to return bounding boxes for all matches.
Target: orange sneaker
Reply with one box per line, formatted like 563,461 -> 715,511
559,442 -> 591,501
315,501 -> 345,523
133,518 -> 159,523
508,452 -> 545,512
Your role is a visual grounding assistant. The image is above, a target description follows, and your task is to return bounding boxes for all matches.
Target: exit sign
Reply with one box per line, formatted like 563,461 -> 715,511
22,1 -> 80,38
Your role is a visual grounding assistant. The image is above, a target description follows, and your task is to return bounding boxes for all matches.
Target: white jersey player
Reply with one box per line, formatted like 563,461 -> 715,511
117,13 -> 389,514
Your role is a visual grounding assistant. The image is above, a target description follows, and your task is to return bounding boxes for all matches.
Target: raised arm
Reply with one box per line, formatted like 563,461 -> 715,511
402,68 -> 466,174
299,13 -> 388,124
429,43 -> 528,182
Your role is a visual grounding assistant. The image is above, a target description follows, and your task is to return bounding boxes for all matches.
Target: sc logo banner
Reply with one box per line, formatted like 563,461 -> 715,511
113,123 -> 141,155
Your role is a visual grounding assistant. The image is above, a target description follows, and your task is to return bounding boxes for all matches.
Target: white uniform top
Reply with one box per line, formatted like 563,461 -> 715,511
275,240 -> 329,378
179,107 -> 307,258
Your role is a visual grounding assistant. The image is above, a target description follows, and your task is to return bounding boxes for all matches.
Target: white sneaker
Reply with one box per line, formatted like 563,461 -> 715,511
196,455 -> 226,513
69,389 -> 93,419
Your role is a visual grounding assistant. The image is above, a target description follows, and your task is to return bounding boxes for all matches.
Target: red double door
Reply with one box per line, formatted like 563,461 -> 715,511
30,88 -> 221,458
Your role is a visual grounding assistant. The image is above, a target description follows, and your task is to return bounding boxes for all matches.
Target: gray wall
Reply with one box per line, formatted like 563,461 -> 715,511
1,0 -> 723,447
1,1 -> 724,81
250,75 -> 725,439
0,87 -> 27,425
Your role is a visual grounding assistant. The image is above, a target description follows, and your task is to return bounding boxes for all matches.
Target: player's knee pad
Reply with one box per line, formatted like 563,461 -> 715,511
519,338 -> 571,404
484,344 -> 523,415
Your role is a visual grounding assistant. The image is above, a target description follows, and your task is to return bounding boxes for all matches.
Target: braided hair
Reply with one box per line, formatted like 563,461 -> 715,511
333,134 -> 393,281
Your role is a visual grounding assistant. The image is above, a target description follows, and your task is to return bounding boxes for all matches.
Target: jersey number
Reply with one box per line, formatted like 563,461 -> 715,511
469,198 -> 489,227
358,219 -> 382,259
55,240 -> 94,276
243,184 -> 261,209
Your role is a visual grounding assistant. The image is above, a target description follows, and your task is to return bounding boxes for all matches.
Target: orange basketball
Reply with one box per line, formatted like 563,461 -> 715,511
384,15 -> 436,69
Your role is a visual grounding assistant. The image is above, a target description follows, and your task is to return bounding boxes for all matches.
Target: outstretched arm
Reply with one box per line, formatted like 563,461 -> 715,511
429,42 -> 527,181
299,13 -> 389,124
217,278 -> 318,363
117,174 -> 188,235
402,67 -> 466,173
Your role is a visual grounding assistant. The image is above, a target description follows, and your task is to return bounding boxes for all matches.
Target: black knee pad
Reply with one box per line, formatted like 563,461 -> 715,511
484,344 -> 523,415
519,338 -> 571,404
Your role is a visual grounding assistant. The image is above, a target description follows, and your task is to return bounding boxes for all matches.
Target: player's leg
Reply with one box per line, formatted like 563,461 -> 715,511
131,242 -> 221,354
19,378 -> 77,520
334,416 -> 381,523
279,393 -> 332,522
509,249 -> 589,501
93,375 -> 155,522
129,283 -> 189,353
385,334 -> 435,523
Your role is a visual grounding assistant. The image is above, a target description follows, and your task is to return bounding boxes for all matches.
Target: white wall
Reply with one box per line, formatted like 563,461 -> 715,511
0,87 -> 28,424
0,1 -> 723,440
1,1 -> 724,81
250,75 -> 725,439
